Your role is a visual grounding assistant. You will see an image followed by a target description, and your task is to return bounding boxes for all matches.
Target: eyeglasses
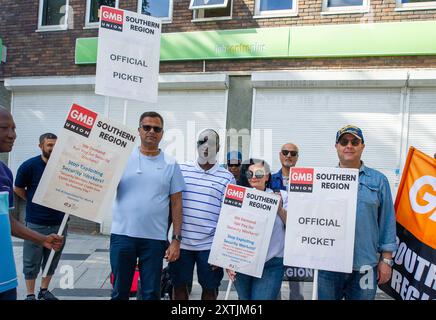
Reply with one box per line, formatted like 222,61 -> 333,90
141,125 -> 163,133
338,137 -> 361,147
281,150 -> 298,157
246,169 -> 266,180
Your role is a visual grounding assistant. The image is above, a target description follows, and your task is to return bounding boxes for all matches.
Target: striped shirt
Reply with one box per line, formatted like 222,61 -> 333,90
180,161 -> 235,251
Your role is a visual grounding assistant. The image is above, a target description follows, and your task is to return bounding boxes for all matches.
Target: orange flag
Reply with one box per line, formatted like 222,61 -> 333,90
380,147 -> 435,300
395,147 -> 436,249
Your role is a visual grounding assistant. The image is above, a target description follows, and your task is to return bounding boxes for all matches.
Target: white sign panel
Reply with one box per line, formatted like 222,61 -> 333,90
284,167 -> 358,273
33,103 -> 137,223
95,6 -> 161,103
209,184 -> 280,278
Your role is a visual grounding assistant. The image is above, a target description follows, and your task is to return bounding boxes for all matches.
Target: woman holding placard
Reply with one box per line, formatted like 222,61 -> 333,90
226,158 -> 287,300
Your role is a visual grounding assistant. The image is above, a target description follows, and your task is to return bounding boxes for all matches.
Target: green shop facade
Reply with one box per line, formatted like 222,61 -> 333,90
5,21 -> 436,234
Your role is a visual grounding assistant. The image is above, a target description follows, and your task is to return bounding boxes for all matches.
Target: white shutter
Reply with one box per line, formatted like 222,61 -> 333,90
10,90 -> 105,176
407,88 -> 436,159
251,87 -> 403,189
106,89 -> 228,164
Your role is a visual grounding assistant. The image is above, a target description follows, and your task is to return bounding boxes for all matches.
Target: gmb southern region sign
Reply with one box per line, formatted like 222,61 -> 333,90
209,184 -> 280,278
33,103 -> 136,223
95,6 -> 161,102
284,167 -> 359,273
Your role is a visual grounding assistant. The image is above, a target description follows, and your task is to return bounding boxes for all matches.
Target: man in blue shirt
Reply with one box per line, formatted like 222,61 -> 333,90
110,111 -> 185,300
0,106 -> 63,301
317,125 -> 397,300
268,142 -> 305,300
14,133 -> 67,300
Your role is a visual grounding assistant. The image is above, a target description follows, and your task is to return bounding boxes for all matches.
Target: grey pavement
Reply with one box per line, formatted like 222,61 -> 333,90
12,232 -> 391,300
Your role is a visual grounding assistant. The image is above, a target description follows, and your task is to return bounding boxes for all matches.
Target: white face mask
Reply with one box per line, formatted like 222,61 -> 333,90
197,131 -> 219,164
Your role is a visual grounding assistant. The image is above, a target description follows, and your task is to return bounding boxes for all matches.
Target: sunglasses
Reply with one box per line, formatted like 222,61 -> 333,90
197,138 -> 208,147
197,137 -> 217,147
227,163 -> 241,168
141,125 -> 163,133
338,137 -> 361,147
281,150 -> 298,157
246,169 -> 266,180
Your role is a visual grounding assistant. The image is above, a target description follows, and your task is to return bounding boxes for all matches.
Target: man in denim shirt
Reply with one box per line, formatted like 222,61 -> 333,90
317,125 -> 397,300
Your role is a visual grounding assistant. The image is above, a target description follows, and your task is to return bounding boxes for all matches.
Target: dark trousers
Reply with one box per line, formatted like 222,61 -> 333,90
110,234 -> 166,300
0,288 -> 17,300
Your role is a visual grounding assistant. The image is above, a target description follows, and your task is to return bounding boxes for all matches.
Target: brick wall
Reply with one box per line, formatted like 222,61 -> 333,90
1,0 -> 436,79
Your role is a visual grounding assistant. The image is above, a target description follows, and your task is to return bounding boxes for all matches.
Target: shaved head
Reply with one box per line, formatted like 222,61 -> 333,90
279,142 -> 299,169
0,106 -> 16,152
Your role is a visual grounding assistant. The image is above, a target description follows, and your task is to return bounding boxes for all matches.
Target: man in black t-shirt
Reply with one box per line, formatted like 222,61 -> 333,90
14,133 -> 67,300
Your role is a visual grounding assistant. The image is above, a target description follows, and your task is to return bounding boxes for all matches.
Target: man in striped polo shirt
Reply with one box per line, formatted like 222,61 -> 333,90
170,129 -> 235,300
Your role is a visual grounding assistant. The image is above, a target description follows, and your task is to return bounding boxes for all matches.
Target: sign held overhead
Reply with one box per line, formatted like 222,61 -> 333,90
95,6 -> 161,103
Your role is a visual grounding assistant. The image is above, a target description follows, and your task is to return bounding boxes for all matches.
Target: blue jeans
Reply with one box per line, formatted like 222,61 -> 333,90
169,249 -> 223,290
0,288 -> 17,300
110,234 -> 166,300
234,257 -> 284,300
318,267 -> 377,300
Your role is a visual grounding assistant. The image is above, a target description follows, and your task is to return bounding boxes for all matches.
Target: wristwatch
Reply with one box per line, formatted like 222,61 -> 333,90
381,258 -> 394,267
172,234 -> 182,242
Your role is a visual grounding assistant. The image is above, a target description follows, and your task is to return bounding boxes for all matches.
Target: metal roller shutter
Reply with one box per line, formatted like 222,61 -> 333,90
10,90 -> 106,176
251,87 -> 403,191
407,88 -> 436,159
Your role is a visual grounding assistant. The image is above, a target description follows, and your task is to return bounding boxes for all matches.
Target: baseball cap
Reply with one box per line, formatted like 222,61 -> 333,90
227,151 -> 242,162
335,125 -> 364,144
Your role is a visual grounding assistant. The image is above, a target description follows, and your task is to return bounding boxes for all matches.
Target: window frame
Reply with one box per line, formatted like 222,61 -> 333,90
192,0 -> 233,22
189,0 -> 229,10
321,0 -> 370,15
137,0 -> 173,23
254,0 -> 298,18
37,0 -> 70,32
84,0 -> 120,29
395,0 -> 436,11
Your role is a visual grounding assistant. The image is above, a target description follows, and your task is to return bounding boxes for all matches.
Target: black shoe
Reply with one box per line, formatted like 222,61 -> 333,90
38,289 -> 58,300
25,294 -> 36,301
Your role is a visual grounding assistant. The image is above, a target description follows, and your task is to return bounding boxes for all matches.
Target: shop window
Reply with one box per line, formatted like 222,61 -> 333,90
395,0 -> 436,10
190,0 -> 232,21
254,0 -> 297,17
38,0 -> 69,30
138,0 -> 173,23
321,0 -> 369,14
85,0 -> 119,27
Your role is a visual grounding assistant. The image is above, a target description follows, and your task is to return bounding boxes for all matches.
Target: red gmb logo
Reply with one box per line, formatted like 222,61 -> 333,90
226,185 -> 245,201
67,104 -> 97,129
290,168 -> 314,185
101,7 -> 124,24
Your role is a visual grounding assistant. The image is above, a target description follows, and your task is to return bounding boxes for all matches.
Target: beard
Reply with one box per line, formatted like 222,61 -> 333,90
42,150 -> 52,159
